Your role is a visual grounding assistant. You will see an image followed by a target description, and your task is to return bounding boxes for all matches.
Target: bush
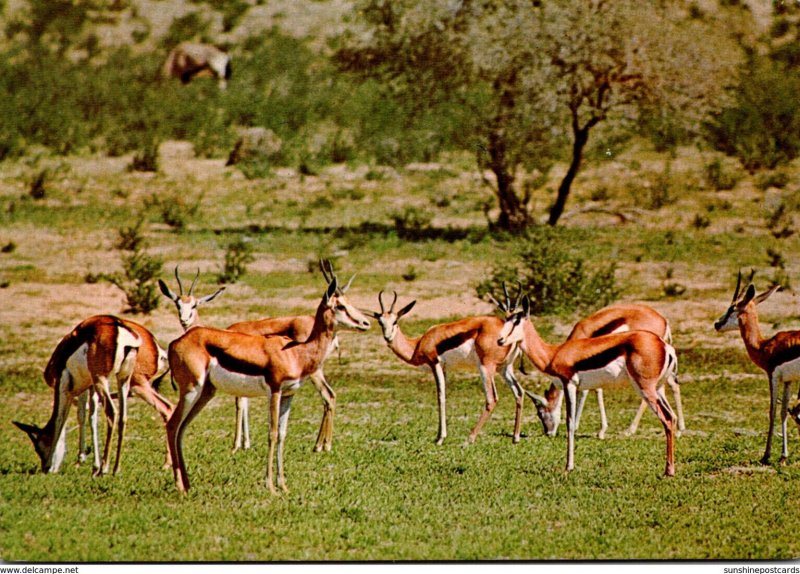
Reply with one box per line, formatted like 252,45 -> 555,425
706,56 -> 800,171
108,244 -> 163,314
704,158 -> 741,191
218,237 -> 254,284
476,227 -> 620,316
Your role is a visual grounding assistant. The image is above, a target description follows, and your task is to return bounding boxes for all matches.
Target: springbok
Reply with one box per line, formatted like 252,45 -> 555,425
166,274 -> 371,494
367,290 -> 525,445
163,43 -> 232,89
498,295 -> 678,476
527,303 -> 684,439
159,262 -> 352,453
14,315 -> 155,475
714,270 -> 800,465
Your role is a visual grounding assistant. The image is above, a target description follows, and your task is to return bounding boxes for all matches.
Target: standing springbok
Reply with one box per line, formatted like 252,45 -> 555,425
498,295 -> 678,476
159,262 -> 351,453
528,303 -> 684,439
163,43 -> 232,89
367,290 -> 525,445
166,275 -> 371,494
13,316 -> 148,475
714,270 -> 800,465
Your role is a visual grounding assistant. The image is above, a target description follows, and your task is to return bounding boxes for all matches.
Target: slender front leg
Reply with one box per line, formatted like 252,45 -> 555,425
501,364 -> 524,444
575,389 -> 589,432
780,381 -> 791,465
76,391 -> 88,465
564,378 -> 578,473
89,391 -> 101,472
112,377 -> 130,475
96,377 -> 117,476
762,373 -> 778,465
469,363 -> 498,444
233,397 -> 251,452
432,363 -> 448,445
266,389 -> 282,495
277,394 -> 294,493
625,400 -> 648,437
309,370 -> 336,452
595,389 -> 608,440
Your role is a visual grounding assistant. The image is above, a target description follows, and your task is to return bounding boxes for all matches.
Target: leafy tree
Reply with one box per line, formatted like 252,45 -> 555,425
336,0 -> 739,229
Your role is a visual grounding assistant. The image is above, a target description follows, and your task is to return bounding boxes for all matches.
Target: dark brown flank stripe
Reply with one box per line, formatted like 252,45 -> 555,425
589,318 -> 628,338
210,346 -> 266,378
573,345 -> 625,373
771,344 -> 800,370
435,330 -> 473,357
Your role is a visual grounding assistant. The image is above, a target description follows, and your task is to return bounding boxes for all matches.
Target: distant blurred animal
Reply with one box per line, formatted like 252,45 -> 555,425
163,43 -> 232,89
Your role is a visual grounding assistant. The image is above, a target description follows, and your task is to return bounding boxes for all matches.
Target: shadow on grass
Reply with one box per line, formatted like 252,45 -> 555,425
213,221 -> 493,244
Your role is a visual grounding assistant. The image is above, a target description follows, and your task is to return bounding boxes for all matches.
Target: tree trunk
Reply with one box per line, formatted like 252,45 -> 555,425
487,127 -> 531,232
548,125 -> 590,226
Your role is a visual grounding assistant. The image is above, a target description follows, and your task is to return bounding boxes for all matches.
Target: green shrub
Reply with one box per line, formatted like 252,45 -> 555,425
706,56 -> 800,171
704,158 -> 741,191
218,237 -> 255,284
476,227 -> 620,316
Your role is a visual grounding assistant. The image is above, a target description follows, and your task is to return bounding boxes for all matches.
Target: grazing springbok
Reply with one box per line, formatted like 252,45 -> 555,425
527,303 -> 684,439
163,43 -> 232,89
367,290 -> 525,445
166,274 -> 371,494
159,262 -> 352,453
498,295 -> 678,476
714,270 -> 800,465
14,316 -> 155,475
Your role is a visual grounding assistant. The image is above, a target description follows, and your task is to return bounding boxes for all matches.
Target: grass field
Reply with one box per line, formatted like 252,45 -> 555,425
1,145 -> 800,561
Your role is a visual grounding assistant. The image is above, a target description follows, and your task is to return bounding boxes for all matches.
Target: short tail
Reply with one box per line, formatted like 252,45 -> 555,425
151,368 -> 171,392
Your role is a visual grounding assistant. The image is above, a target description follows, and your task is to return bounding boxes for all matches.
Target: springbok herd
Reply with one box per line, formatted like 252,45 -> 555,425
13,263 -> 800,494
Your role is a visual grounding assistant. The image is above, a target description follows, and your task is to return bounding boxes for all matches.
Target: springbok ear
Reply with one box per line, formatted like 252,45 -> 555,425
755,284 -> 781,305
13,421 -> 41,437
524,390 -> 546,407
198,286 -> 226,306
397,300 -> 416,318
365,310 -> 382,320
521,295 -> 530,317
158,279 -> 178,301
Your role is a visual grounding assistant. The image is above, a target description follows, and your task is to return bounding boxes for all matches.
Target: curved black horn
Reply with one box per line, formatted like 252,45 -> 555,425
514,281 -> 523,311
502,282 -> 511,312
189,268 -> 200,296
174,266 -> 184,295
390,290 -> 398,313
378,290 -> 386,313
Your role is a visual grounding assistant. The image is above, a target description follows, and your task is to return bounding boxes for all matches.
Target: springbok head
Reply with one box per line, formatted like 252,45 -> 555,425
714,269 -> 780,333
495,284 -> 528,348
318,259 -> 371,332
159,266 -> 226,331
13,421 -> 66,474
367,290 -> 416,343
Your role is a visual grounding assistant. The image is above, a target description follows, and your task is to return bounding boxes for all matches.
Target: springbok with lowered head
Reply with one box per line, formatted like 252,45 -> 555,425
14,316 -> 147,475
166,273 -> 371,494
163,43 -> 232,89
498,295 -> 678,476
528,302 -> 683,439
714,270 -> 800,465
368,290 -> 525,445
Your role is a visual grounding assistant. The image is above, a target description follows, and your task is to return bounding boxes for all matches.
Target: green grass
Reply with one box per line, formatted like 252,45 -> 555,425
3,359 -> 800,561
2,147 -> 800,561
